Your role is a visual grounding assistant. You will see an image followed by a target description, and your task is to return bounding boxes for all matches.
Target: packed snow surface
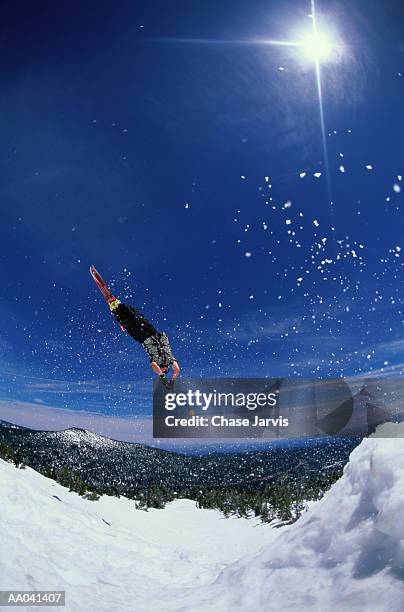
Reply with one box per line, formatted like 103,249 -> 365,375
2,423 -> 404,611
183,423 -> 404,612
0,457 -> 278,612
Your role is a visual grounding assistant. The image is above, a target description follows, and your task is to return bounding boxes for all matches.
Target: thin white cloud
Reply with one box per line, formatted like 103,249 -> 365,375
0,368 -> 151,399
374,339 -> 404,356
0,399 -> 152,443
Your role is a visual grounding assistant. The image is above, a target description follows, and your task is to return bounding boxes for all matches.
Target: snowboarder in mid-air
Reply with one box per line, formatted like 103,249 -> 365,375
90,266 -> 180,388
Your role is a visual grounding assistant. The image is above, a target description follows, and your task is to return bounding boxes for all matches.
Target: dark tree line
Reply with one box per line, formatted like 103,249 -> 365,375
0,442 -> 99,501
0,441 -> 25,469
0,439 -> 343,523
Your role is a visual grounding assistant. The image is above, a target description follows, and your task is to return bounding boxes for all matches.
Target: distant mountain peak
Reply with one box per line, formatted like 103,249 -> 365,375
53,427 -> 119,449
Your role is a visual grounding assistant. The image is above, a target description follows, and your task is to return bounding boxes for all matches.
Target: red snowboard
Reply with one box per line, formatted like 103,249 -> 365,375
89,265 -> 118,305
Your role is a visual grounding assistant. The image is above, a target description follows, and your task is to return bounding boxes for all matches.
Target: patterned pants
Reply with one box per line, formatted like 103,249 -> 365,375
142,333 -> 175,367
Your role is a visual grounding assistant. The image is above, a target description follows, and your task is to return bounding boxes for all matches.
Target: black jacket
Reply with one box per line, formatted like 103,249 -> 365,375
112,303 -> 158,343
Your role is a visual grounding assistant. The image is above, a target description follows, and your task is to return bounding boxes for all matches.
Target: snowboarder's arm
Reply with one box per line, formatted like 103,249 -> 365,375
171,360 -> 180,380
150,361 -> 165,376
150,361 -> 173,388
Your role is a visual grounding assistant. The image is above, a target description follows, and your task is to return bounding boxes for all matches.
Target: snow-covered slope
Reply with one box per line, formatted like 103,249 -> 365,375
2,425 -> 404,612
181,423 -> 404,612
0,457 -> 278,612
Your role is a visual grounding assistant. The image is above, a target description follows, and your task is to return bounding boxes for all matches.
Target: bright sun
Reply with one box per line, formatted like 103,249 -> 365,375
302,31 -> 334,62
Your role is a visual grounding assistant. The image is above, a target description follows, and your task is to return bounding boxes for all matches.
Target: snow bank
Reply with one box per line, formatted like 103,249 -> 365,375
181,423 -> 404,612
2,425 -> 404,612
0,458 -> 275,612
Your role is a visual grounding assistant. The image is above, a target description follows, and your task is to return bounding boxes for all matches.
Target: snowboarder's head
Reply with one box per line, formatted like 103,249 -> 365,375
155,358 -> 173,374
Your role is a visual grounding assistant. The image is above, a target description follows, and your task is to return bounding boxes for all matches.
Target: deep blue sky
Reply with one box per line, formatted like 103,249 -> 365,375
1,0 -> 404,428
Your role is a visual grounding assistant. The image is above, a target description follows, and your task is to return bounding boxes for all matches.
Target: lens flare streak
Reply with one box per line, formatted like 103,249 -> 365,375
311,0 -> 334,219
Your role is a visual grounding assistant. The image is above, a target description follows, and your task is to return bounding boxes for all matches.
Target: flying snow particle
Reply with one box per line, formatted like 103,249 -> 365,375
185,203 -> 190,209
286,219 -> 292,225
366,165 -> 373,170
299,172 -> 306,178
283,201 -> 292,209
245,252 -> 252,258
393,183 -> 401,193
278,66 -> 285,71
241,175 -> 246,180
339,165 -> 346,173
314,172 -> 322,178
313,219 -> 319,227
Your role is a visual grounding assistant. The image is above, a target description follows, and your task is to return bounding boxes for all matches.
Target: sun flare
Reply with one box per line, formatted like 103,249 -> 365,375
301,31 -> 334,62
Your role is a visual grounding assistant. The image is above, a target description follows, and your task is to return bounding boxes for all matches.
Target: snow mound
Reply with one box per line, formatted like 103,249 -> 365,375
182,423 -> 404,612
0,458 -> 275,612
2,425 -> 404,611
